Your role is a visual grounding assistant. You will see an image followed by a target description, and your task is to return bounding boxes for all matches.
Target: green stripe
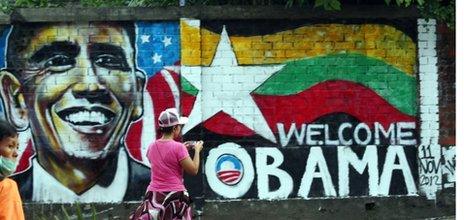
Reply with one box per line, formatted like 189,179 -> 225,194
181,77 -> 199,96
254,53 -> 417,115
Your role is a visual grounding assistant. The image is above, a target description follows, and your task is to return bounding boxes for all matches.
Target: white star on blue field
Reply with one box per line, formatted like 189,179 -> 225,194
136,22 -> 180,77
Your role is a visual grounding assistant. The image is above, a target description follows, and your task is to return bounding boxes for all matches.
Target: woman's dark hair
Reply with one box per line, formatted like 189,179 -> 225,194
0,120 -> 18,141
157,125 -> 176,135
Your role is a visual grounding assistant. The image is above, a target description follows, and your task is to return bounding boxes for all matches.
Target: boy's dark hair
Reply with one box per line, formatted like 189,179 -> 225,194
0,120 -> 18,140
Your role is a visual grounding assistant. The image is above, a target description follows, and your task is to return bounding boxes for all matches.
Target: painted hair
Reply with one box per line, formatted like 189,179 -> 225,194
5,22 -> 136,78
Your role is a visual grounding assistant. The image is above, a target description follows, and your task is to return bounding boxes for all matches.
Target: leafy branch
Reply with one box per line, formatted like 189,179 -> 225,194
0,0 -> 455,28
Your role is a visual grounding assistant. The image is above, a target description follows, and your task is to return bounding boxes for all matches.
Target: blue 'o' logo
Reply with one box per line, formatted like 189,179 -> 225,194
215,154 -> 244,185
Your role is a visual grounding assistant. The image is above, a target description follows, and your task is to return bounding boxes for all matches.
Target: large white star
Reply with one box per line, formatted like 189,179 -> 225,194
141,34 -> 150,43
182,26 -> 283,143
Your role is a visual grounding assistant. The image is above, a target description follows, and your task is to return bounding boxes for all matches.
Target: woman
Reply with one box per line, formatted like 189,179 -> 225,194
131,108 -> 203,220
0,120 -> 25,220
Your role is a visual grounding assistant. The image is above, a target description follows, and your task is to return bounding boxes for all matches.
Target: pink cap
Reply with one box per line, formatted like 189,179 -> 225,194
158,108 -> 189,128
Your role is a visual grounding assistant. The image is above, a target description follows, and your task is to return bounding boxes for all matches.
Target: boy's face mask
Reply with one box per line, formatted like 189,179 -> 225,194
0,156 -> 17,177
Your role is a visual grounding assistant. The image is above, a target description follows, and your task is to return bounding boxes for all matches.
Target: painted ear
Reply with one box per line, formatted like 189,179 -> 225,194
0,70 -> 29,130
130,70 -> 146,120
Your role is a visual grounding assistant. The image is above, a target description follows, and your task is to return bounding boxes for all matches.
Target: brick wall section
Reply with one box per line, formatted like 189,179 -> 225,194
418,19 -> 439,146
437,23 -> 455,146
417,19 -> 442,199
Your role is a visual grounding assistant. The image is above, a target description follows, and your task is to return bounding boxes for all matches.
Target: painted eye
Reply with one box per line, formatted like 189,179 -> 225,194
44,54 -> 75,72
95,54 -> 125,70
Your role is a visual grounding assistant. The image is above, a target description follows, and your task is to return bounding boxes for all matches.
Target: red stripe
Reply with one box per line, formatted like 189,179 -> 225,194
219,173 -> 240,179
150,71 -> 177,138
14,140 -> 34,174
125,71 -> 177,161
222,176 -> 240,183
181,91 -> 196,117
252,80 -> 415,132
203,111 -> 256,137
218,172 -> 241,179
217,170 -> 241,175
125,120 -> 143,161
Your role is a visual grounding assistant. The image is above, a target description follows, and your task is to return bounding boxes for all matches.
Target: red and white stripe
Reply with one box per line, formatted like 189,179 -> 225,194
217,170 -> 242,184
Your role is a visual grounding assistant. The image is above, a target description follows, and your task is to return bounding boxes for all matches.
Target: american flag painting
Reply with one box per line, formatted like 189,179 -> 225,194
136,21 -> 180,77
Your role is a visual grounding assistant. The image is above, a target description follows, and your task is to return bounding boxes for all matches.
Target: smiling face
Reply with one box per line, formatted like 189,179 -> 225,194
12,23 -> 145,160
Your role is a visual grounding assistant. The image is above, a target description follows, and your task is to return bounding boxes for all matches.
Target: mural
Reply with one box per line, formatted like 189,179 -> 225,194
0,22 -> 180,202
0,19 -> 447,203
180,20 -> 419,199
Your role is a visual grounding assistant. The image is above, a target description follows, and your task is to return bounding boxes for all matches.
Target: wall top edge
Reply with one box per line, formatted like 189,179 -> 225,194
0,5 -> 420,24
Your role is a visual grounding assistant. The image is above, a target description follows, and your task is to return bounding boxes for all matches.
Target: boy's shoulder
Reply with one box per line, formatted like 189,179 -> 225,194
0,177 -> 19,193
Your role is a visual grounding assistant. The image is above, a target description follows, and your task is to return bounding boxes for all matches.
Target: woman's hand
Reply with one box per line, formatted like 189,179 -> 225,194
180,140 -> 204,176
183,141 -> 196,149
194,140 -> 204,152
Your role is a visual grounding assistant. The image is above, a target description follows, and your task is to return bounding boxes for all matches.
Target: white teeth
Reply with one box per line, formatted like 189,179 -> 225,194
65,110 -> 109,125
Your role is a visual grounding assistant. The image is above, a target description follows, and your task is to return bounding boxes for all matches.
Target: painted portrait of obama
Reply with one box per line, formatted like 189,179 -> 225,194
0,22 -> 150,202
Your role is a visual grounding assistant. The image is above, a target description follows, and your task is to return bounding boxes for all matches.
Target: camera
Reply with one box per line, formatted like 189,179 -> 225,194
184,141 -> 196,149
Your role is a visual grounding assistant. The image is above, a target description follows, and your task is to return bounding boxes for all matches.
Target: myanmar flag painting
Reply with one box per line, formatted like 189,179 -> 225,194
179,19 -> 418,199
179,20 -> 417,147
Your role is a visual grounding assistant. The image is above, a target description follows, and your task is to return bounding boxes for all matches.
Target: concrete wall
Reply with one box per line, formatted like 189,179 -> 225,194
0,5 -> 455,218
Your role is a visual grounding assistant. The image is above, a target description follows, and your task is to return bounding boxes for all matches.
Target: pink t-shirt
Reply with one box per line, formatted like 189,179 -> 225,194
146,139 -> 189,192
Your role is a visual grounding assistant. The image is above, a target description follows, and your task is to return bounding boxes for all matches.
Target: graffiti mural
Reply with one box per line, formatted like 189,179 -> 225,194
0,18 -> 445,203
0,22 -> 180,202
442,146 -> 455,189
180,20 -> 419,199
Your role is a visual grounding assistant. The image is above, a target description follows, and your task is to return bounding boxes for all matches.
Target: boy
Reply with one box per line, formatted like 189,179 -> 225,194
0,120 -> 24,220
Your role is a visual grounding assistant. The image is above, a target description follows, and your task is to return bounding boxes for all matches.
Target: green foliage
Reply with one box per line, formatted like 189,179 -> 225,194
80,0 -> 122,7
385,0 -> 454,28
15,0 -> 67,7
314,0 -> 340,10
126,0 -> 179,6
61,204 -> 71,219
0,0 -> 455,28
417,0 -> 455,28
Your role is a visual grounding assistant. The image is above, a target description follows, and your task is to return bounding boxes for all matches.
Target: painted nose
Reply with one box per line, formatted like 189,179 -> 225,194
72,83 -> 111,104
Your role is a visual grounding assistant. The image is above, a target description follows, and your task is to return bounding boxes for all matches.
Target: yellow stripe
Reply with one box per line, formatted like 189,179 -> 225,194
180,20 -> 202,65
181,23 -> 416,76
